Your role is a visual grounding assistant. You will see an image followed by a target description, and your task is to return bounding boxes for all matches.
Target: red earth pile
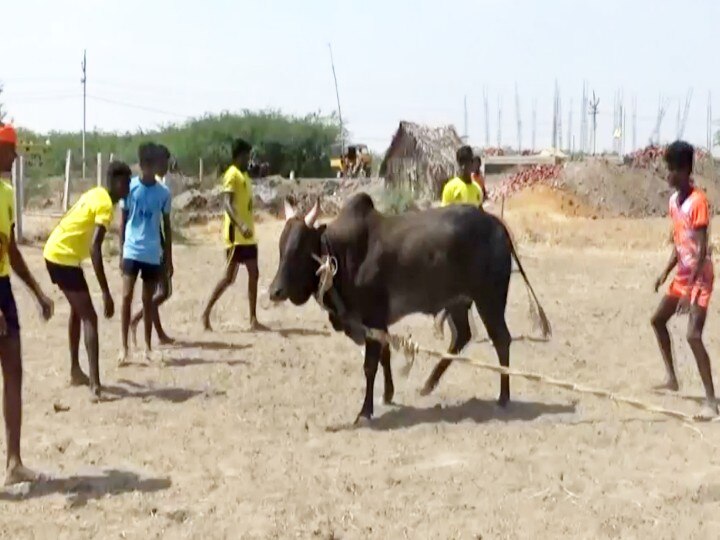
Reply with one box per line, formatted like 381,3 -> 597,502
489,165 -> 562,201
628,145 -> 709,169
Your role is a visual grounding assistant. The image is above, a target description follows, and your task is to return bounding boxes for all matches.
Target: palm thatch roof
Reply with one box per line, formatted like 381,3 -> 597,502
380,121 -> 462,178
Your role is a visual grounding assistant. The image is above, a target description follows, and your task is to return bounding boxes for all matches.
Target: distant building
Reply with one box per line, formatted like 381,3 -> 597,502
380,121 -> 463,197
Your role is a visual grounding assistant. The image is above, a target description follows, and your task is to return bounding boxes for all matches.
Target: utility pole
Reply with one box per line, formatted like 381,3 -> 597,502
589,91 -> 600,155
632,96 -> 637,152
514,83 -> 522,152
531,98 -> 537,152
567,99 -> 573,155
650,95 -> 668,146
81,49 -> 87,181
551,81 -> 558,150
328,44 -> 344,152
463,95 -> 468,142
483,88 -> 490,147
496,96 -> 502,148
557,90 -> 563,151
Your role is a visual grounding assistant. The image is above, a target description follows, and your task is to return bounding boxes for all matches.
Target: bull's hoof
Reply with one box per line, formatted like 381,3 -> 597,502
354,410 -> 373,425
383,390 -> 394,405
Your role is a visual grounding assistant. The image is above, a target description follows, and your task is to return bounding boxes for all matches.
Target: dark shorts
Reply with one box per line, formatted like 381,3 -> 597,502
122,259 -> 162,282
0,277 -> 20,335
226,244 -> 258,265
46,260 -> 89,293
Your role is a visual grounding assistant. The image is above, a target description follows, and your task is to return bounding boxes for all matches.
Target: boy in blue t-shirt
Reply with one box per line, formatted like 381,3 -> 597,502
119,142 -> 173,364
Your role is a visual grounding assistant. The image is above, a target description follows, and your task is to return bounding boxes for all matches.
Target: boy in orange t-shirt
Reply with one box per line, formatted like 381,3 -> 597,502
652,140 -> 716,418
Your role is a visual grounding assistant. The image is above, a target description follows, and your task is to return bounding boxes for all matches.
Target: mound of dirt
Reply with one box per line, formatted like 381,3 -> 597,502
558,159 -> 720,218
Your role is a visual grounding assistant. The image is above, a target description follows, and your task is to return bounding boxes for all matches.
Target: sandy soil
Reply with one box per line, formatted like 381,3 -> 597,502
4,207 -> 720,539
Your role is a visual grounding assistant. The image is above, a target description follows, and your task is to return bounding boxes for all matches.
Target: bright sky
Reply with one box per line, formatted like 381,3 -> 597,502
2,0 -> 718,153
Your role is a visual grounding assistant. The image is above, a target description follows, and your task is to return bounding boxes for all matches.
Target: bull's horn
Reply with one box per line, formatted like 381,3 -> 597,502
284,199 -> 297,221
304,199 -> 320,227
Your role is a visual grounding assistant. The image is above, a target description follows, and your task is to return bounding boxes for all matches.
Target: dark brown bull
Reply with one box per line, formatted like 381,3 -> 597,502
268,193 -> 550,422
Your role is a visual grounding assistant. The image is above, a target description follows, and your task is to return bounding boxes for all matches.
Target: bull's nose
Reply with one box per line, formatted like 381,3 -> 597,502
268,285 -> 284,302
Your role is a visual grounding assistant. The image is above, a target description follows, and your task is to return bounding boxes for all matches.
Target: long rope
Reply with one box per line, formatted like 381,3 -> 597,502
314,254 -> 715,424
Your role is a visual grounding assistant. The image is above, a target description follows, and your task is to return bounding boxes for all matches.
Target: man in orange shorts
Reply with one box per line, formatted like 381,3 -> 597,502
652,140 -> 716,418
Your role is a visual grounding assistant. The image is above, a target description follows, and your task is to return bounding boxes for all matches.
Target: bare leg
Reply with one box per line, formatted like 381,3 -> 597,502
120,273 -> 138,365
67,305 -> 89,386
651,295 -> 680,391
142,277 -> 157,353
151,274 -> 173,343
62,290 -> 100,396
687,304 -> 717,417
201,262 -> 238,331
0,335 -> 39,485
246,259 -> 267,331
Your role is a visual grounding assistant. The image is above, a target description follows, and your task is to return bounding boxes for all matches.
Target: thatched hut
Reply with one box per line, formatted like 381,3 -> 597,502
380,121 -> 463,197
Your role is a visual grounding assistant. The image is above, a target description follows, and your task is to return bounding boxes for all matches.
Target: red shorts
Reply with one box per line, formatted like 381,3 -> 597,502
668,269 -> 714,309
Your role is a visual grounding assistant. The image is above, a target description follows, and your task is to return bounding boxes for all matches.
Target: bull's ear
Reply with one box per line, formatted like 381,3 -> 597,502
283,198 -> 297,222
304,198 -> 320,227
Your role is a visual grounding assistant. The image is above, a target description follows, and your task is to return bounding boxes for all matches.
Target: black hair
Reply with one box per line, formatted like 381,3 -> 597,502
472,155 -> 482,165
106,160 -> 131,180
157,144 -> 171,160
231,138 -> 252,160
138,142 -> 158,166
664,140 -> 694,172
456,145 -> 474,165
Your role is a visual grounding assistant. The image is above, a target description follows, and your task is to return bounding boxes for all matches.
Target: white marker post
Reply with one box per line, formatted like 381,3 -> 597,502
97,152 -> 102,187
63,149 -> 72,212
11,157 -> 23,242
199,158 -> 204,185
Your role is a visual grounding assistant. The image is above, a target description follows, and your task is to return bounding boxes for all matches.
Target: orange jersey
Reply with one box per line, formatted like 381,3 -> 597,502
668,188 -> 714,307
471,172 -> 486,194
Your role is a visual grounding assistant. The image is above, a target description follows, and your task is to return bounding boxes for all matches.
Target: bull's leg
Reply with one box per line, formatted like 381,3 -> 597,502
380,344 -> 394,405
356,339 -> 382,423
476,303 -> 512,406
420,304 -> 471,396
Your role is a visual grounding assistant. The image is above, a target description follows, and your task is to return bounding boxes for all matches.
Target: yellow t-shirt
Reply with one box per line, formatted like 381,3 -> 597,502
0,182 -> 15,278
43,187 -> 114,267
441,176 -> 484,207
222,165 -> 255,247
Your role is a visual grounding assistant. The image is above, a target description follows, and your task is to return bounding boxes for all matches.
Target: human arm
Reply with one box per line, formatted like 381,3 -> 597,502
223,192 -> 252,238
163,213 -> 173,278
119,207 -> 128,270
690,227 -> 708,285
654,247 -> 678,292
8,226 -> 53,320
90,225 -> 113,318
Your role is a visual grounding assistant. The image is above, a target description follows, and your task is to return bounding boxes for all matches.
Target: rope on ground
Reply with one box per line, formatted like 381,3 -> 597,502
313,254 -> 714,424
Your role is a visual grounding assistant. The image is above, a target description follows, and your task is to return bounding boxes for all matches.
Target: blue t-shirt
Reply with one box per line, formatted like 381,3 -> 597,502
122,176 -> 171,265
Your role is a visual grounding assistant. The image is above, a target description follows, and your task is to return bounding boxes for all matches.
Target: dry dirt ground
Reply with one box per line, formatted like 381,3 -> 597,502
5,203 -> 720,539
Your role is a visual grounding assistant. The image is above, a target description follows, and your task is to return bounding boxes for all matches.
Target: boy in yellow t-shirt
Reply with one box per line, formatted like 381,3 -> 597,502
0,124 -> 54,485
202,138 -> 266,331
441,145 -> 484,207
44,161 -> 132,398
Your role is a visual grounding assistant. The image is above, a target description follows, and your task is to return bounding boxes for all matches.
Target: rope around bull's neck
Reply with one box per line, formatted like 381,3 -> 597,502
311,253 -> 715,424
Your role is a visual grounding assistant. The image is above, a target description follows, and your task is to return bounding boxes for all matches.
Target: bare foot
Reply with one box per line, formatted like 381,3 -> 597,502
117,349 -> 130,367
249,318 -> 269,332
653,378 -> 680,392
698,402 -> 718,420
4,463 -> 43,486
144,349 -> 163,363
158,334 -> 175,345
70,369 -> 90,387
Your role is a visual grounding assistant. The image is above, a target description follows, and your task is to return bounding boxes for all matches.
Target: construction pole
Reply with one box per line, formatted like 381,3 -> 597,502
557,90 -> 563,151
328,44 -> 344,152
531,99 -> 537,152
97,152 -> 102,187
551,81 -> 558,150
567,99 -> 573,155
514,83 -> 522,153
463,95 -> 468,142
589,91 -> 600,155
632,96 -> 637,152
81,49 -> 87,181
483,88 -> 490,147
496,96 -> 502,148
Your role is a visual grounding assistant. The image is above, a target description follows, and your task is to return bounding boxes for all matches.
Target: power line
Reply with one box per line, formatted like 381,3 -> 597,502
87,95 -> 193,119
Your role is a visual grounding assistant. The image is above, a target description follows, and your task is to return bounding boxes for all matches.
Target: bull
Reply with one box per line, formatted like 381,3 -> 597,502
268,193 -> 551,422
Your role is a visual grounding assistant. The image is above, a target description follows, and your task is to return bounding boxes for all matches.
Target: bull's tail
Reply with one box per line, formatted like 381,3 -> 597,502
501,218 -> 552,339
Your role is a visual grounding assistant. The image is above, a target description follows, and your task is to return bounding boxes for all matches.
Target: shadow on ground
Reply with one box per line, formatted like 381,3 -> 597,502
102,379 -> 203,403
0,469 -> 171,504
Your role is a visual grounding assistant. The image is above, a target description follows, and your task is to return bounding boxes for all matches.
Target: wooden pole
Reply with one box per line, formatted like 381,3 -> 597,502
199,158 -> 204,184
97,152 -> 102,187
501,195 -> 505,218
63,149 -> 72,211
11,157 -> 23,242
109,152 -> 114,163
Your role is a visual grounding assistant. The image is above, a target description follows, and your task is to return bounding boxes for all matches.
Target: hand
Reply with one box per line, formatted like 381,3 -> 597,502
38,293 -> 54,321
102,291 -> 114,319
239,224 -> 252,239
654,272 -> 668,292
